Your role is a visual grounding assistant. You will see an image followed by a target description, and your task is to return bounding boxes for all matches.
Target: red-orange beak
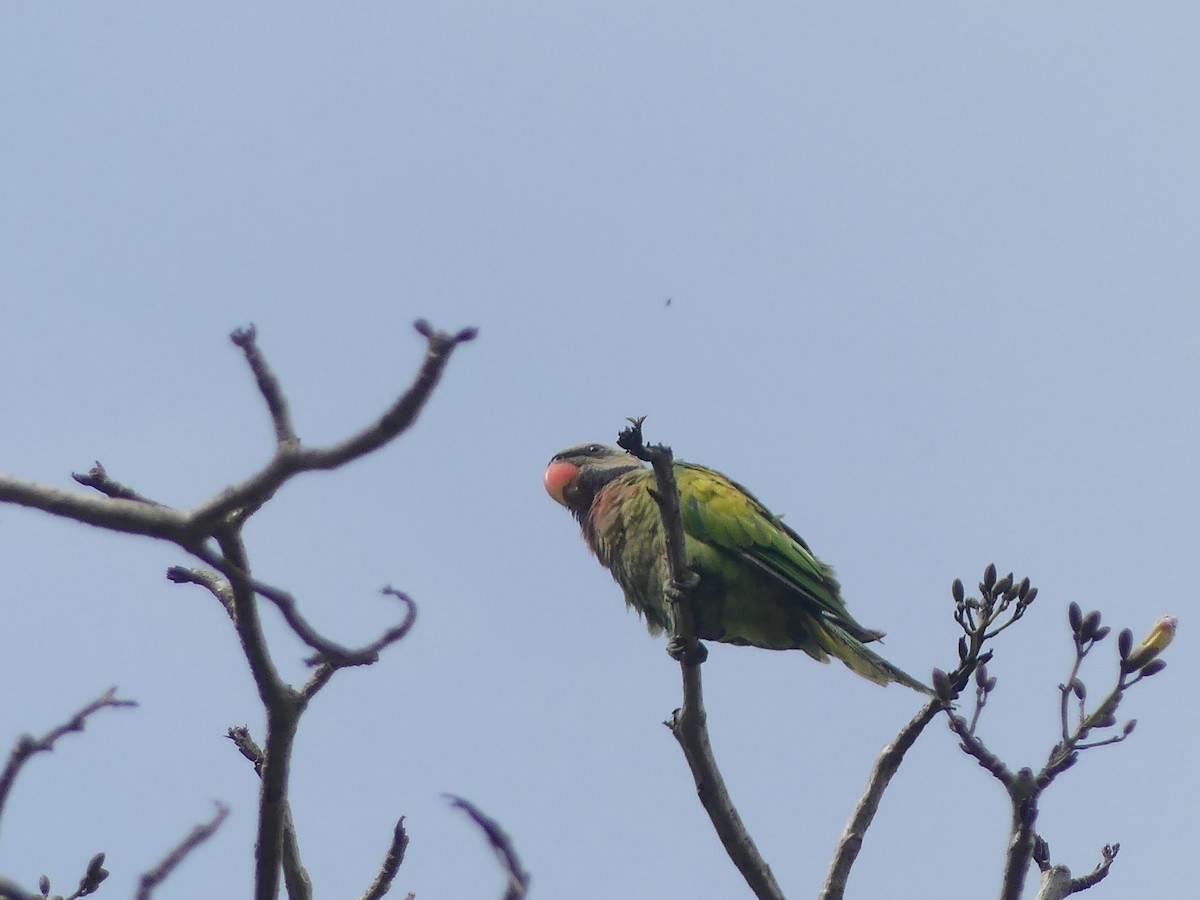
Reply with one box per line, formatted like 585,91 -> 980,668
543,460 -> 580,506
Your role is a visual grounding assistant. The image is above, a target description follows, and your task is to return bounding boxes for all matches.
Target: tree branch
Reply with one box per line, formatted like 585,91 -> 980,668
225,725 -> 311,900
0,473 -> 193,541
231,324 -> 298,446
617,418 -> 784,900
358,818 -> 411,900
167,565 -> 236,621
820,699 -> 943,900
72,461 -> 165,506
447,796 -> 529,900
1,321 -> 474,900
188,321 -> 476,531
135,804 -> 229,900
0,688 -> 137,837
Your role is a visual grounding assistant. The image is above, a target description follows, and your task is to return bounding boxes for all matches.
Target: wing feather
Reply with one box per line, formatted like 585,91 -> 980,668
675,462 -> 882,643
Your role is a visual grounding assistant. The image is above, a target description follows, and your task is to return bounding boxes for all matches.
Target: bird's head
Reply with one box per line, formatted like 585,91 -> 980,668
544,443 -> 644,513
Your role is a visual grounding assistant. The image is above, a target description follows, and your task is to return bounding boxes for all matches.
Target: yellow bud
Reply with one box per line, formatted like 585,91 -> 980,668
1123,615 -> 1177,673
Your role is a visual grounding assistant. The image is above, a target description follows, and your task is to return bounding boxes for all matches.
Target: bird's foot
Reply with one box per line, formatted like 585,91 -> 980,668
667,636 -> 708,666
665,571 -> 701,605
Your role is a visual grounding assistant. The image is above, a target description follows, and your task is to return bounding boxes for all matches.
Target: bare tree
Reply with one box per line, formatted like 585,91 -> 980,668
0,321 -> 525,900
0,357 -> 1173,899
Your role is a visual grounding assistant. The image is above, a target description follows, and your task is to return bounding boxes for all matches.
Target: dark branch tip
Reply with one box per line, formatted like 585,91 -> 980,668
413,319 -> 433,338
166,566 -> 193,584
230,324 -> 258,347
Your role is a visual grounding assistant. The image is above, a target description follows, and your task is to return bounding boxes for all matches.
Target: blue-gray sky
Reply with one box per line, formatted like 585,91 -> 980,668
1,4 -> 1196,898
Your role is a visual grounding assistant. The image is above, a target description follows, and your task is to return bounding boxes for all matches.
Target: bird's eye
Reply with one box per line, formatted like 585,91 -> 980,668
587,444 -> 602,453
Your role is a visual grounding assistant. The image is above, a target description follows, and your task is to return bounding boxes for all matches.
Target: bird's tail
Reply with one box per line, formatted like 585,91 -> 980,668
824,627 -> 933,694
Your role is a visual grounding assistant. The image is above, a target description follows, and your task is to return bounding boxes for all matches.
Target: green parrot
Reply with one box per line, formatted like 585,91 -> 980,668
544,443 -> 929,692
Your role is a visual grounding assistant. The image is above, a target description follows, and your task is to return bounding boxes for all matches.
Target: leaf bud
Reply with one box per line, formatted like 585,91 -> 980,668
85,852 -> 109,887
1118,628 -> 1133,659
1017,577 -> 1031,600
982,563 -> 997,591
1140,659 -> 1167,677
952,578 -> 965,604
1071,679 -> 1086,701
39,875 -> 49,897
1093,625 -> 1111,643
1068,601 -> 1083,633
1079,610 -> 1102,641
1123,719 -> 1137,736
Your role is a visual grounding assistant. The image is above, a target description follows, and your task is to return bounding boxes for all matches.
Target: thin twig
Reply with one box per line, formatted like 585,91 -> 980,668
0,688 -> 137,836
447,796 -> 530,900
135,803 -> 230,900
231,324 -> 298,445
72,461 -> 165,506
189,541 -> 378,667
820,698 -> 943,900
301,588 -> 417,692
359,818 -> 411,900
188,540 -> 420,669
167,565 -> 236,621
227,726 -> 264,775
189,321 -> 477,530
1067,843 -> 1119,894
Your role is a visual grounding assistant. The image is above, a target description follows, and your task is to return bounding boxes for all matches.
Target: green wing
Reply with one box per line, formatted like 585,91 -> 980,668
675,462 -> 882,643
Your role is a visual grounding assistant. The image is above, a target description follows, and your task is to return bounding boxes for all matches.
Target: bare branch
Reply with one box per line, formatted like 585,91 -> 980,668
167,565 -> 236,621
0,472 -> 193,541
224,726 -> 311,900
946,713 -> 1014,785
1035,865 -> 1074,900
820,698 -> 942,900
189,321 -> 477,530
301,588 -> 417,695
72,461 -> 165,506
1,323 -> 474,900
189,541 -> 377,667
280,802 -> 314,900
1067,843 -> 1119,894
135,803 -> 230,900
358,818 -> 411,900
0,688 -> 137,836
617,418 -> 783,900
447,796 -> 529,900
300,663 -> 337,701
231,324 -> 298,445
1032,840 -> 1120,899
226,725 -> 264,775
189,542 -> 418,670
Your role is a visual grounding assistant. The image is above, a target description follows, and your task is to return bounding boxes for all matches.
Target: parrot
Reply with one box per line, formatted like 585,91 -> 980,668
544,443 -> 930,692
